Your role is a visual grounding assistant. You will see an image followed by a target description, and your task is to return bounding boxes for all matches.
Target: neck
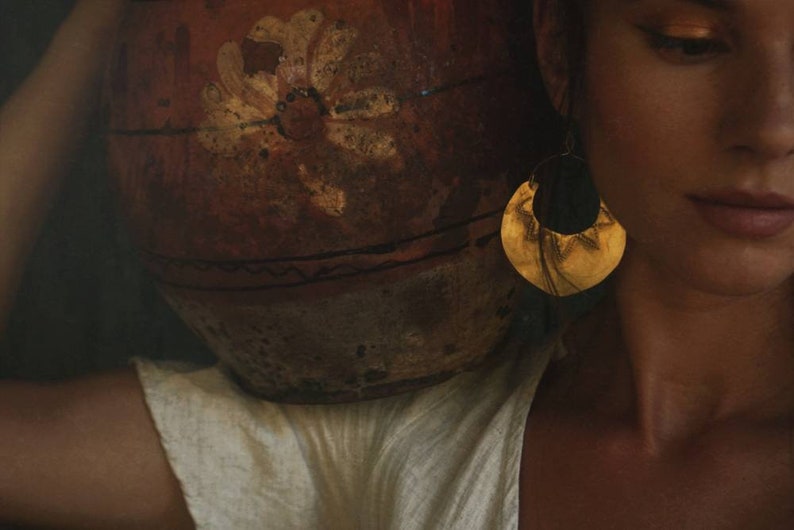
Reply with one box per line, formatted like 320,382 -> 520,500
599,246 -> 794,453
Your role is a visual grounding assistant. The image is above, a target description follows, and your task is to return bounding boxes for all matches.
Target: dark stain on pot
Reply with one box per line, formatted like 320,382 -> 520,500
475,232 -> 498,248
433,179 -> 481,250
111,44 -> 127,95
155,30 -> 167,52
397,274 -> 450,334
364,369 -> 389,383
444,343 -> 458,356
175,25 -> 191,82
357,370 -> 456,400
259,148 -> 269,159
237,368 -> 460,404
241,38 -> 283,76
356,345 -> 367,358
299,379 -> 325,393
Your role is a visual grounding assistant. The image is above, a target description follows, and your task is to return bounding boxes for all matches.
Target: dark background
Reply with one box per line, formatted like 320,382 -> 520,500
0,0 -> 215,380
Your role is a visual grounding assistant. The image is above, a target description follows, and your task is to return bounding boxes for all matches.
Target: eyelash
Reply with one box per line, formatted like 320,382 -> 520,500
642,29 -> 729,62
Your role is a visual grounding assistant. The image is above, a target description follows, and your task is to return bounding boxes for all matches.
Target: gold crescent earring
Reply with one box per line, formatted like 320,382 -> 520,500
500,132 -> 626,296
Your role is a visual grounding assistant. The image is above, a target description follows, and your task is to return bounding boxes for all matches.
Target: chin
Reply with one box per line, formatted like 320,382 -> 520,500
668,243 -> 794,298
686,269 -> 791,298
624,235 -> 794,299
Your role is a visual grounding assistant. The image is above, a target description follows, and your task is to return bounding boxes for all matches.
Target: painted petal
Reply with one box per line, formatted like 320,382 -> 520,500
326,123 -> 398,161
310,23 -> 359,93
222,97 -> 272,124
330,88 -> 400,120
282,9 -> 324,64
218,41 -> 278,113
198,110 -> 285,157
341,52 -> 386,84
278,63 -> 309,88
297,164 -> 347,217
269,10 -> 324,88
198,84 -> 275,157
243,73 -> 279,108
197,111 -> 249,156
247,16 -> 289,44
217,41 -> 246,99
202,80 -> 272,123
201,82 -> 225,113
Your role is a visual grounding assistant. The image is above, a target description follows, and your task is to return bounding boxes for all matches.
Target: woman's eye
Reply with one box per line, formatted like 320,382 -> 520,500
642,29 -> 728,63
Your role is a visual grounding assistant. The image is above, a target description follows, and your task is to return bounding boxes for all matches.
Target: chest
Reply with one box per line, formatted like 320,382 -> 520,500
518,415 -> 794,529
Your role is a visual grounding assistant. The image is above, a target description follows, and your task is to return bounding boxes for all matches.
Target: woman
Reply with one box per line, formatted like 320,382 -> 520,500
1,0 -> 792,528
521,1 -> 794,526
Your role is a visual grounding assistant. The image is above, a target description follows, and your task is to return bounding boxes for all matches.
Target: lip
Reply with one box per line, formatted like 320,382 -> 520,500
689,189 -> 794,239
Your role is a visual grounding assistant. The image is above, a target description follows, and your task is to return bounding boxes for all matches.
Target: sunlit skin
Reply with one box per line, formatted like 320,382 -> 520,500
521,0 -> 794,528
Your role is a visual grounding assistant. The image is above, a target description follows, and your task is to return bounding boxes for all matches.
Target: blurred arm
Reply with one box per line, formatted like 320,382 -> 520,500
0,369 -> 194,529
0,5 -> 196,527
0,0 -> 128,331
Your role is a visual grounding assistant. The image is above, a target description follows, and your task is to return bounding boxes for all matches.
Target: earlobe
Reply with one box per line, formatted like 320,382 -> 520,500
533,0 -> 570,115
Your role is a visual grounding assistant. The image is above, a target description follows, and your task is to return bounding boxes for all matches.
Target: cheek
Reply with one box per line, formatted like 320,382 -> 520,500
570,17 -> 794,293
580,78 -> 665,240
578,36 -> 716,239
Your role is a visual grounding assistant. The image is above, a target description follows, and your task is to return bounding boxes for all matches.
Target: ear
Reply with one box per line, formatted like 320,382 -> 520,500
533,0 -> 569,115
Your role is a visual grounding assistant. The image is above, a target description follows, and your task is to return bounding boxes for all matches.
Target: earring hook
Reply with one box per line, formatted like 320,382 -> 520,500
528,130 -> 585,186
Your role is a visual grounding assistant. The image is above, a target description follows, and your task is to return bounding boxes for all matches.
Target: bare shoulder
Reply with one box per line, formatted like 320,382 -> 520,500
0,367 -> 194,530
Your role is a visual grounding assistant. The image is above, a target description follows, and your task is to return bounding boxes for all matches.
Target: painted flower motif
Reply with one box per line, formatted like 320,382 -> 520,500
198,9 -> 401,217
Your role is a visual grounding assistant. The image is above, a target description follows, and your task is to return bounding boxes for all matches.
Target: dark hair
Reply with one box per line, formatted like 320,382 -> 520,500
526,0 -> 587,151
529,0 -> 607,312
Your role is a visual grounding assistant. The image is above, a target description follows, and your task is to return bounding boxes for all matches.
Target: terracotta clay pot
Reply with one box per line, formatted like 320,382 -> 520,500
107,0 -> 533,402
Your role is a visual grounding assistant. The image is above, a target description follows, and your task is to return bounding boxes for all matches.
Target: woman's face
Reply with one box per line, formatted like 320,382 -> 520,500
578,0 -> 794,296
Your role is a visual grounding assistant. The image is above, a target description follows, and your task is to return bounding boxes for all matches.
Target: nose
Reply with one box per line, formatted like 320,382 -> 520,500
723,46 -> 794,161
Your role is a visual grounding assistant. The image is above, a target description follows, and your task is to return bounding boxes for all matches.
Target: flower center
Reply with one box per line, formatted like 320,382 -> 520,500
276,90 -> 327,141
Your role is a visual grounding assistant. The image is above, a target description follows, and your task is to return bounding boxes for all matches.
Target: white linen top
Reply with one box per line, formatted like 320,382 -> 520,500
133,337 -> 554,530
